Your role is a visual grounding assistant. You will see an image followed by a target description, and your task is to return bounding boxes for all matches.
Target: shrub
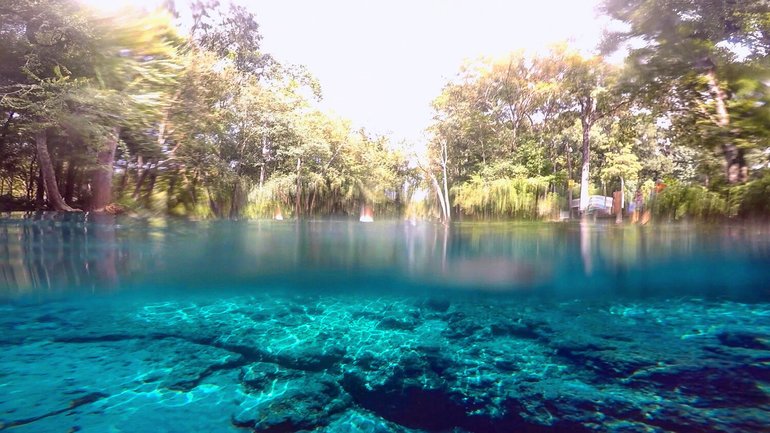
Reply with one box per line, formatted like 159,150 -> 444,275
653,181 -> 728,221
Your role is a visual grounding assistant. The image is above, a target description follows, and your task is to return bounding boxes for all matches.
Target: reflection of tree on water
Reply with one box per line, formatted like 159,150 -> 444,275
89,213 -> 119,288
580,221 -> 592,275
2,217 -> 768,299
0,212 -> 123,297
425,224 -> 548,291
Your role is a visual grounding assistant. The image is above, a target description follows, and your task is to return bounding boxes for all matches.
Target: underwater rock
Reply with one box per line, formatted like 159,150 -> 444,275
271,340 -> 347,372
421,298 -> 451,313
488,321 -> 540,340
717,331 -> 770,351
442,314 -> 484,340
232,366 -> 350,432
341,369 -> 466,431
317,409 -> 423,433
377,316 -> 418,331
627,363 -> 769,407
3,295 -> 769,433
145,338 -> 246,391
239,361 -> 306,390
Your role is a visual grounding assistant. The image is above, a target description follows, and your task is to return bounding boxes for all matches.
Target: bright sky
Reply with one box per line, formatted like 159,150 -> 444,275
81,0 -> 607,145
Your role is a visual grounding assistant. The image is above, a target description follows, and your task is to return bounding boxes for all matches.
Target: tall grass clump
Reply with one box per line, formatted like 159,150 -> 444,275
453,175 -> 560,219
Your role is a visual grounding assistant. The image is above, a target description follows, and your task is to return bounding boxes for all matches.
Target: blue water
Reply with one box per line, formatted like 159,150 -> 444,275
1,213 -> 769,433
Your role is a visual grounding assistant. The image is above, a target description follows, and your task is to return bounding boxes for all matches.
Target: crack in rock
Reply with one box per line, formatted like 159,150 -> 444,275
0,392 -> 108,430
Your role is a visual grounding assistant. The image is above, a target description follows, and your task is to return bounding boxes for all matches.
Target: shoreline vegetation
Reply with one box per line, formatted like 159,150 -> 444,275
1,1 -> 769,222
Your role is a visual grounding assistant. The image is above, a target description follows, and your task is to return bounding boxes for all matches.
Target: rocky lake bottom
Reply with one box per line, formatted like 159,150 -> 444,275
0,292 -> 768,433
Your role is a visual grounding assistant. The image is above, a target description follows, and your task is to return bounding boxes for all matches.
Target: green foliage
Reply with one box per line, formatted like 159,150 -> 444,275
1,0 -> 768,220
653,181 -> 728,221
453,174 -> 559,219
0,0 -> 409,217
729,172 -> 770,219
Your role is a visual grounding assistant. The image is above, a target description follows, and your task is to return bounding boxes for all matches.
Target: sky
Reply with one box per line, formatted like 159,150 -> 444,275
81,0 -> 608,146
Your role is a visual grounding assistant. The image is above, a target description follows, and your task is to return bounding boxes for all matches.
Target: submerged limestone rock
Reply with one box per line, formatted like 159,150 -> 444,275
233,364 -> 351,432
2,294 -> 768,433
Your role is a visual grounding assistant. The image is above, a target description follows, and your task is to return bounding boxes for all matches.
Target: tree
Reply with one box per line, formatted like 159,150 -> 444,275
558,49 -> 629,214
0,0 -> 93,211
602,0 -> 770,184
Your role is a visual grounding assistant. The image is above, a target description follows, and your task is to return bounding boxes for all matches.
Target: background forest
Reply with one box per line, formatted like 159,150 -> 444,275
1,0 -> 769,221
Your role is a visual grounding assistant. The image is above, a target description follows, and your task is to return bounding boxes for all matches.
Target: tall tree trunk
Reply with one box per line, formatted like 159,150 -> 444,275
309,189 -> 317,215
206,184 -> 221,217
440,140 -> 451,222
704,69 -> 747,183
0,111 -> 14,150
295,158 -> 302,218
35,167 -> 44,210
26,153 -> 37,201
117,161 -> 130,196
64,161 -> 77,204
259,136 -> 268,189
429,173 -> 448,223
166,169 -> 177,211
54,158 -> 64,191
90,127 -> 119,211
132,155 -> 146,200
616,175 -> 624,224
229,180 -> 240,219
579,120 -> 592,215
566,142 -> 574,218
35,130 -> 76,212
191,172 -> 199,205
144,163 -> 157,199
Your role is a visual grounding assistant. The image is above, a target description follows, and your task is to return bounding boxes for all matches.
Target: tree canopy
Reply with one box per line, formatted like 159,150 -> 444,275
1,0 -> 768,221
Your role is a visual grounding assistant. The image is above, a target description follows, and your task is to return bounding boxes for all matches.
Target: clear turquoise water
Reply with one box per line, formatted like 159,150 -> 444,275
1,213 -> 769,433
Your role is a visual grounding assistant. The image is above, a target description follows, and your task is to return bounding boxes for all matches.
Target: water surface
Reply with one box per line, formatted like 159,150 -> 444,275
1,213 -> 768,433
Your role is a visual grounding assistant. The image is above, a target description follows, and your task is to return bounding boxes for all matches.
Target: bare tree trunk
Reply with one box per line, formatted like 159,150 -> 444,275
295,158 -> 302,218
309,189 -> 317,215
191,172 -> 199,206
117,161 -> 130,196
429,173 -> 448,223
579,119 -> 592,215
704,69 -> 747,183
166,169 -> 177,211
206,184 -> 221,217
26,153 -> 36,201
616,176 -> 624,224
35,130 -> 76,212
259,136 -> 268,189
566,142 -> 574,218
440,140 -> 451,222
144,163 -> 157,199
229,180 -> 240,219
35,168 -> 44,210
64,161 -> 77,204
90,127 -> 119,211
132,155 -> 147,200
0,111 -> 14,150
54,158 -> 64,191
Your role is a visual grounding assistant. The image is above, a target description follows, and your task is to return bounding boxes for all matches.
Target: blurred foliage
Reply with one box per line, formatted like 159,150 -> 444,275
652,181 -> 728,221
453,175 -> 559,219
1,0 -> 768,220
0,0 -> 412,218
